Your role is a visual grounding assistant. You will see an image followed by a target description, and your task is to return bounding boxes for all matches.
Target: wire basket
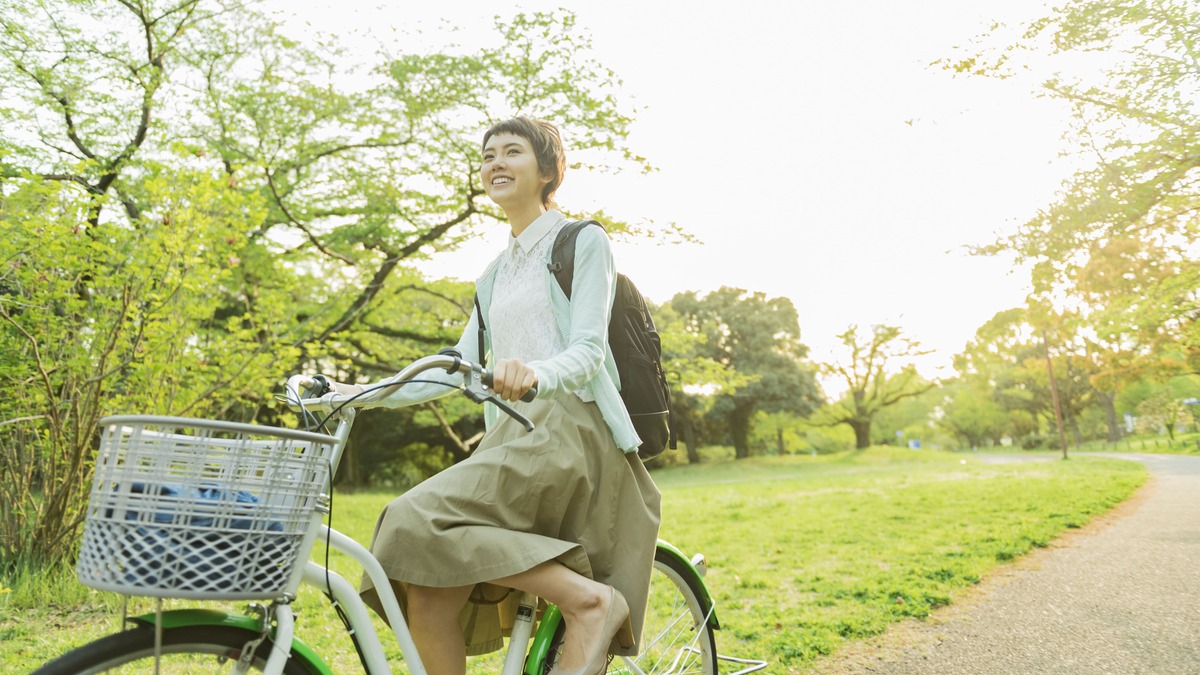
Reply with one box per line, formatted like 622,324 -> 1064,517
76,415 -> 338,600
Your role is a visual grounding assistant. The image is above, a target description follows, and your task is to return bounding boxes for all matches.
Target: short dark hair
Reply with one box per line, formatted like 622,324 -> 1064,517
482,116 -> 566,208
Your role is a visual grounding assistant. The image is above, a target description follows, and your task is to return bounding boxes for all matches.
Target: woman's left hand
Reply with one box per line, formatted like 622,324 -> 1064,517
490,358 -> 538,402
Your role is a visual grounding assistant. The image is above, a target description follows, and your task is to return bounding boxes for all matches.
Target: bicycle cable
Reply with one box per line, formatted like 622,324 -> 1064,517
283,382 -> 332,436
281,381 -> 378,669
313,378 -> 462,429
283,375 -> 467,674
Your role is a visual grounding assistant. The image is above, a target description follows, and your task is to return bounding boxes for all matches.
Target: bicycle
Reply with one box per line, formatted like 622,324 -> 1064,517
34,352 -> 721,674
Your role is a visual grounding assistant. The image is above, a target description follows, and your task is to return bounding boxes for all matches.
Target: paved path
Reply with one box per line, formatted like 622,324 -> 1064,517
810,454 -> 1200,674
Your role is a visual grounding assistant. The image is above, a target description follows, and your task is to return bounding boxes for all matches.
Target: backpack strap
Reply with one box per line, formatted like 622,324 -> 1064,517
548,219 -> 604,300
474,292 -> 487,367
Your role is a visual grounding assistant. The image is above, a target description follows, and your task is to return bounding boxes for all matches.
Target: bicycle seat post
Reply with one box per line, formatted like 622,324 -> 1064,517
502,592 -> 539,673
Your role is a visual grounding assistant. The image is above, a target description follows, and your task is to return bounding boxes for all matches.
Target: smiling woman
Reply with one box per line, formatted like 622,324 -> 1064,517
314,115 -> 663,675
480,117 -> 565,235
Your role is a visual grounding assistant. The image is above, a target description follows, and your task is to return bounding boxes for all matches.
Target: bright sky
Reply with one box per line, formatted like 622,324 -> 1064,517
274,0 -> 1077,383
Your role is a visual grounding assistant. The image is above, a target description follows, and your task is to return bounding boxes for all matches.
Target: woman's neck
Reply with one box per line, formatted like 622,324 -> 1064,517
505,203 -> 548,237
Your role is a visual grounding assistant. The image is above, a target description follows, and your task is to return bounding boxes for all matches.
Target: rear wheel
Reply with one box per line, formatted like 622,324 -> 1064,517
544,548 -> 718,674
32,624 -> 316,674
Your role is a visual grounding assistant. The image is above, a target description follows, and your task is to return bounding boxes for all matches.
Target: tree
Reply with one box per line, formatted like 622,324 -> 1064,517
650,301 -> 746,463
937,377 -> 1017,449
0,167 -> 265,566
752,411 -> 803,455
667,288 -> 821,459
815,324 -> 936,450
952,305 -> 1121,449
870,384 -> 942,447
947,0 -> 1200,376
0,1 -> 651,568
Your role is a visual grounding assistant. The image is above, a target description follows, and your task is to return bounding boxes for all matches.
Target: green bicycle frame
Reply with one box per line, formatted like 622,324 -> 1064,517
521,540 -> 720,674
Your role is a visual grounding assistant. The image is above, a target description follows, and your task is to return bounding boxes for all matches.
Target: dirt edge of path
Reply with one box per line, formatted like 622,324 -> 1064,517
801,470 -> 1156,674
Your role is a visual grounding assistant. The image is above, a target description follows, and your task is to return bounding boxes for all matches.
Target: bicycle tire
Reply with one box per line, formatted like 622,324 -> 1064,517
31,624 -> 317,675
542,548 -> 718,674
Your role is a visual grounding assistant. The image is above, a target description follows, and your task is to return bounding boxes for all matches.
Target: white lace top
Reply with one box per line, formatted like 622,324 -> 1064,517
489,211 -> 593,402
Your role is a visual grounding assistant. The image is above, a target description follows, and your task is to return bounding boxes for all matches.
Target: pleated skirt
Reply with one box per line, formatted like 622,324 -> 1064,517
359,394 -> 662,656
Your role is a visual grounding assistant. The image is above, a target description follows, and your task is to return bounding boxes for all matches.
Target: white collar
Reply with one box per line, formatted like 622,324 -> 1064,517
510,210 -> 565,254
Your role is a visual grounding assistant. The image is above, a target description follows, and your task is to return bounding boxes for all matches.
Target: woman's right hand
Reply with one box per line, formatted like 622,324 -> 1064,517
489,358 -> 538,403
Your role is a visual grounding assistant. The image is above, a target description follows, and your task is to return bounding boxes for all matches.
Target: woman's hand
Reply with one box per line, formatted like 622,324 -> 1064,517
490,358 -> 538,402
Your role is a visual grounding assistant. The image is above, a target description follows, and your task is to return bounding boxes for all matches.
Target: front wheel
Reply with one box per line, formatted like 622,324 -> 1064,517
544,548 -> 718,674
32,624 -> 316,674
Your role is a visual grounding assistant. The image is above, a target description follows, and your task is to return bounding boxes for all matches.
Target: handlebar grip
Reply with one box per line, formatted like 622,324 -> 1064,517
481,371 -> 538,403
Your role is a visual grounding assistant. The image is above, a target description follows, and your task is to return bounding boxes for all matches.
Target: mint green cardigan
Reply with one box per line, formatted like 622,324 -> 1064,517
377,224 -> 641,454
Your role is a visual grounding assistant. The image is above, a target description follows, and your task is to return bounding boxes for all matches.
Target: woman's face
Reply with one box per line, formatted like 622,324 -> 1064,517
481,132 -> 549,210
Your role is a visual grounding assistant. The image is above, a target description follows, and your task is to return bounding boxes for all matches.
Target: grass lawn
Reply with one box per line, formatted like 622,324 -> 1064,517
3,448 -> 1145,673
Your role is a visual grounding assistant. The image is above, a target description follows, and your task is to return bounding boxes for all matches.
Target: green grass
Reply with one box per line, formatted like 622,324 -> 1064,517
2,448 -> 1146,672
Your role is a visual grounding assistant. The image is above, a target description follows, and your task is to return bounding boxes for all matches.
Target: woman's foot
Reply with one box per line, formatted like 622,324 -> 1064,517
550,585 -> 633,674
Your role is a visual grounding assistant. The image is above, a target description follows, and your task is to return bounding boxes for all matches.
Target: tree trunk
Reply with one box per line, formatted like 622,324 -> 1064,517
777,428 -> 785,455
681,417 -> 700,464
1098,391 -> 1122,442
730,405 -> 753,459
1067,409 -> 1084,446
850,419 -> 871,450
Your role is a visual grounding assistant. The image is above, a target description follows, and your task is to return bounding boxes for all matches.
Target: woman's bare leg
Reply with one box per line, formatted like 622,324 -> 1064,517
492,561 -> 622,670
406,583 -> 474,675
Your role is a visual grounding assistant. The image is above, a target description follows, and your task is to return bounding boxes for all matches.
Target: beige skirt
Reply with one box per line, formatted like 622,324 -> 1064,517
359,394 -> 662,656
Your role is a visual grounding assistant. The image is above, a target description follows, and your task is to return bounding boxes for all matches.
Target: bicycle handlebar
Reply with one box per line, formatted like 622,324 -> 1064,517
283,353 -> 539,430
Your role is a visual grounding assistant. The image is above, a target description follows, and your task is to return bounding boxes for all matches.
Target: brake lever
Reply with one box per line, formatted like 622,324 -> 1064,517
461,363 -> 535,432
483,394 -> 535,433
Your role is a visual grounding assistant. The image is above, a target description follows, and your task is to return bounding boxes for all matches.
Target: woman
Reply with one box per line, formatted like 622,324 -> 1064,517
329,116 -> 661,675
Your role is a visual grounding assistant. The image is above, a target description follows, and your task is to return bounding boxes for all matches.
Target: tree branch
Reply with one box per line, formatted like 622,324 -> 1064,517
317,206 -> 477,340
331,342 -> 403,374
358,321 -> 451,345
14,63 -> 97,160
423,401 -> 482,458
265,170 -> 355,264
0,415 -> 47,428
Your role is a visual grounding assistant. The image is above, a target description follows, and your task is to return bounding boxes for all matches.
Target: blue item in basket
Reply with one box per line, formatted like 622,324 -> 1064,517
120,482 -> 284,532
113,483 -> 290,592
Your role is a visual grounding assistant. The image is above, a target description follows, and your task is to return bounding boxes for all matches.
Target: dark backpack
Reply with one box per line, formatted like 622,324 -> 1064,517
547,220 -> 675,461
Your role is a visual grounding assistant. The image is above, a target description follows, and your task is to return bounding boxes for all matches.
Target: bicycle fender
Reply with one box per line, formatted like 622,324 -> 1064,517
524,604 -> 563,675
656,539 -> 721,630
128,609 -> 333,675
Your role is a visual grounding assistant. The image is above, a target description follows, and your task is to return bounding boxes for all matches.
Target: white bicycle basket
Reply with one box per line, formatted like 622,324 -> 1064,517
76,415 -> 338,600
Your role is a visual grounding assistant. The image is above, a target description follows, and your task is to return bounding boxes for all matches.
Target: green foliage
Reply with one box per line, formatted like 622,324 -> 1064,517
650,300 -> 749,463
869,384 -> 945,447
0,0 -> 654,568
945,304 -> 1150,450
945,0 -> 1200,381
0,168 -> 284,566
937,377 -> 1020,449
666,287 -> 821,459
